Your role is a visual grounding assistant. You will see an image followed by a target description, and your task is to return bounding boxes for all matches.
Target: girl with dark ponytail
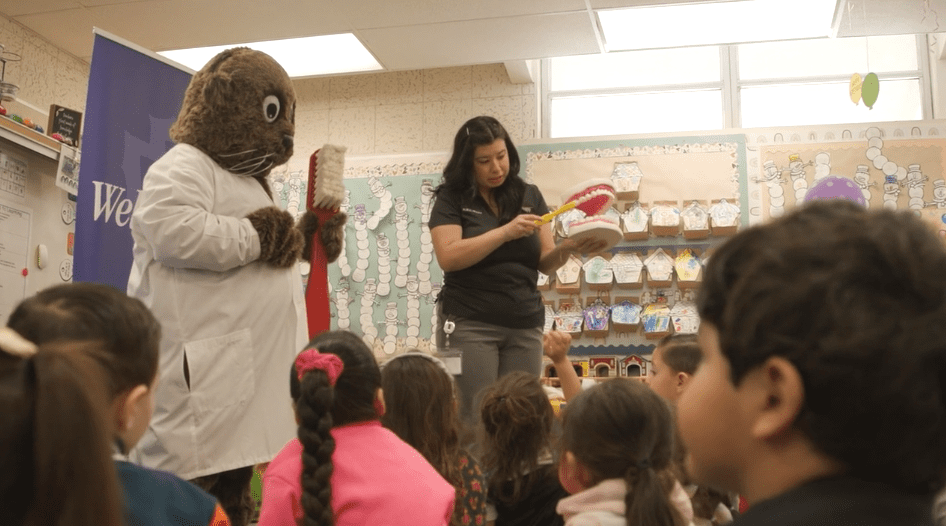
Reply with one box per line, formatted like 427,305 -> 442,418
0,329 -> 124,526
258,330 -> 456,526
557,379 -> 693,526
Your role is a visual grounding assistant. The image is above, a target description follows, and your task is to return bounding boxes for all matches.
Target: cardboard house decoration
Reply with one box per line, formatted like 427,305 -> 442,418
709,198 -> 740,236
641,294 -> 672,339
611,298 -> 642,334
537,270 -> 552,291
590,357 -> 618,378
674,248 -> 702,289
555,254 -> 583,294
622,202 -> 650,241
543,303 -> 555,333
611,252 -> 644,289
670,300 -> 700,334
644,248 -> 675,288
582,297 -> 611,338
554,299 -> 584,337
680,200 -> 710,239
610,161 -> 644,201
583,255 -> 613,290
650,201 -> 681,237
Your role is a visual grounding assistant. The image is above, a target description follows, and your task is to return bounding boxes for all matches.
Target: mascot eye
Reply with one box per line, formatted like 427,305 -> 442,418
262,95 -> 281,123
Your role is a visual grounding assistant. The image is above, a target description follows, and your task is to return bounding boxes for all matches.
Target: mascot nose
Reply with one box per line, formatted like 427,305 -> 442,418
283,135 -> 294,150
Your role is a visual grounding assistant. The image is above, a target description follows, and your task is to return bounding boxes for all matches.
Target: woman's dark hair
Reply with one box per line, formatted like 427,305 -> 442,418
0,339 -> 125,526
7,282 -> 161,397
290,330 -> 382,526
698,200 -> 946,495
656,333 -> 702,375
560,378 -> 685,526
381,353 -> 465,526
435,115 -> 525,223
478,371 -> 554,504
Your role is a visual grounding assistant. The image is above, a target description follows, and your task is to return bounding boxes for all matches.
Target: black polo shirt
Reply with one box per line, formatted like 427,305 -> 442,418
429,184 -> 550,329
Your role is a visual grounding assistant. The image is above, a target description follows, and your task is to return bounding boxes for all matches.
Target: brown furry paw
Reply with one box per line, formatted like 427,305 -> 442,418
321,212 -> 347,263
298,211 -> 320,263
247,206 -> 303,268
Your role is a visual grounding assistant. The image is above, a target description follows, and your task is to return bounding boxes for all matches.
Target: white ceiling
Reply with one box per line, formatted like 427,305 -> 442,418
0,0 -> 943,73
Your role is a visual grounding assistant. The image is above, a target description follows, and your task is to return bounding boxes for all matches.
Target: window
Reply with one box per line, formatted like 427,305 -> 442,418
543,35 -> 929,138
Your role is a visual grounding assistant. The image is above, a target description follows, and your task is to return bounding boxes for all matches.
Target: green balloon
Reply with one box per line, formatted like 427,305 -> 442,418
862,72 -> 880,109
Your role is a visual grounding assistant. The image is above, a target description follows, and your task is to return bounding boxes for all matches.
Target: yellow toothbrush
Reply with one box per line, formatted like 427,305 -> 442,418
534,201 -> 577,225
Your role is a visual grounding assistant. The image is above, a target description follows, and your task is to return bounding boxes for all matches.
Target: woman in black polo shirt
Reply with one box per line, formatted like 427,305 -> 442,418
429,116 -> 601,423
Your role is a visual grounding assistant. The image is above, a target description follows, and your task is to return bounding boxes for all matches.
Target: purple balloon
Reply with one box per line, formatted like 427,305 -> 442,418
803,176 -> 867,207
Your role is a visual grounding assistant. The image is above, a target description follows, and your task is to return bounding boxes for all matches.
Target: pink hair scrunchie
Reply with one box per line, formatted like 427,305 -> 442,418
295,348 -> 345,386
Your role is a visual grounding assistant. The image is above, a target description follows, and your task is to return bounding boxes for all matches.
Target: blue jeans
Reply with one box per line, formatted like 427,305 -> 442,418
435,304 -> 543,424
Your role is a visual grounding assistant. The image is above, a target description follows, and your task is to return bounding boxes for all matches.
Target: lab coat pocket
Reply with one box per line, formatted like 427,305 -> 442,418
183,328 -> 257,425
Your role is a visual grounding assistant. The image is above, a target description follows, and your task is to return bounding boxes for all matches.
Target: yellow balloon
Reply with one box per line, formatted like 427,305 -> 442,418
850,73 -> 863,104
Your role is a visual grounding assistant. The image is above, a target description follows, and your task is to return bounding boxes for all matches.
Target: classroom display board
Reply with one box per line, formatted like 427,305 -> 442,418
274,121 -> 946,370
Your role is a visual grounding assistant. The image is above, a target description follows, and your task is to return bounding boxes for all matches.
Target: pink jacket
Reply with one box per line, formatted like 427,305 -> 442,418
557,478 -> 695,526
258,420 -> 455,526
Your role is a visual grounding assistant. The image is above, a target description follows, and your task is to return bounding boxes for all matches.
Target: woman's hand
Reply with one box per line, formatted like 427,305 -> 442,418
502,214 -> 543,241
558,235 -> 608,256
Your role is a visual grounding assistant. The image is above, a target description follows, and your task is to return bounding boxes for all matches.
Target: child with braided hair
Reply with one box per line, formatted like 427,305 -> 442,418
258,330 -> 455,526
556,378 -> 693,526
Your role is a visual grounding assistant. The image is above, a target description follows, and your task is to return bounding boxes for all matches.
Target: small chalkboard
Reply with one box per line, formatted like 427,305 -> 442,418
47,104 -> 82,147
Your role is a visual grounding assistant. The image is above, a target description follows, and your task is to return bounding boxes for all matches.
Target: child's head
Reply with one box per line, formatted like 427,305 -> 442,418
478,371 -> 555,504
6,282 -> 161,452
380,351 -> 461,475
0,329 -> 124,526
647,333 -> 701,404
559,378 -> 685,526
381,351 -> 464,525
290,329 -> 382,526
679,200 -> 946,497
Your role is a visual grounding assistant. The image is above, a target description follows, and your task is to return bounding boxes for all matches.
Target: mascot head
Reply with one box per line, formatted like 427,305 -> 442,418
169,47 -> 296,187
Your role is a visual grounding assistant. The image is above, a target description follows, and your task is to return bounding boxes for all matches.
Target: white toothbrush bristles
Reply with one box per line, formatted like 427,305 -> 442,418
312,144 -> 347,210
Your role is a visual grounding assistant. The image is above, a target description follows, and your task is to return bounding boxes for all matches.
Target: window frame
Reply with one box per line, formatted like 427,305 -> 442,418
541,35 -> 932,138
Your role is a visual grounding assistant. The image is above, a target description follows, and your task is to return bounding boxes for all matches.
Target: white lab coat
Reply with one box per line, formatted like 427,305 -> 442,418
127,143 -> 306,480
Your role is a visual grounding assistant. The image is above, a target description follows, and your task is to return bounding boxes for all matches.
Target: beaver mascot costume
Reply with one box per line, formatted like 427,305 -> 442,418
127,47 -> 343,525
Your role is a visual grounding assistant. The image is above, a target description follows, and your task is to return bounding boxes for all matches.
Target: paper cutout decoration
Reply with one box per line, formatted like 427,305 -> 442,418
555,302 -> 584,335
557,207 -> 586,237
611,252 -> 644,288
804,175 -> 867,207
583,256 -> 613,289
708,199 -> 740,230
670,300 -> 700,334
644,248 -> 674,283
544,303 -> 555,334
641,298 -> 672,338
537,270 -> 552,291
583,299 -> 611,333
610,161 -> 644,200
650,203 -> 681,236
681,201 -> 709,239
621,202 -> 650,240
850,73 -> 862,105
556,255 -> 583,286
862,72 -> 879,109
611,299 -> 642,327
674,248 -> 702,287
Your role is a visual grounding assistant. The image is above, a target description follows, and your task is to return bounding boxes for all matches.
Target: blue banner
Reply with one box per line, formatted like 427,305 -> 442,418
73,32 -> 191,289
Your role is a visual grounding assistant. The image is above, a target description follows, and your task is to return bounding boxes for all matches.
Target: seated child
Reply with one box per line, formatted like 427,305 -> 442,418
479,370 -> 570,526
7,283 -> 230,526
0,330 -> 124,526
557,378 -> 694,526
647,333 -> 734,525
677,201 -> 946,525
381,350 -> 489,526
258,330 -> 455,526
